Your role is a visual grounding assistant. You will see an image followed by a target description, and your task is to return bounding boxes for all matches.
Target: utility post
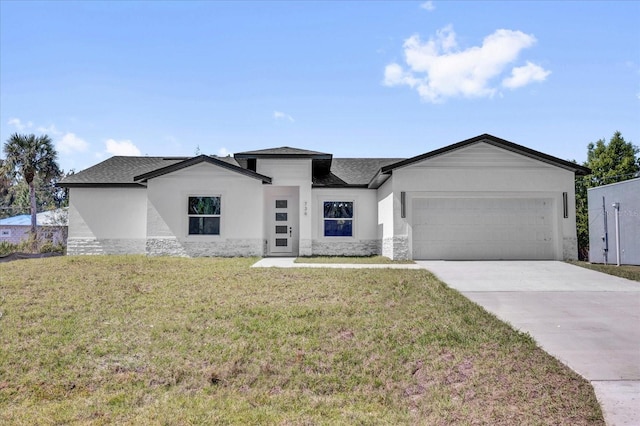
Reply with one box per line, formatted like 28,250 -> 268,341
612,202 -> 621,266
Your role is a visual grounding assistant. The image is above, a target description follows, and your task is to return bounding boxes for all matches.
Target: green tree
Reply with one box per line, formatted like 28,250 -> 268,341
0,159 -> 16,218
576,131 -> 639,259
2,133 -> 61,237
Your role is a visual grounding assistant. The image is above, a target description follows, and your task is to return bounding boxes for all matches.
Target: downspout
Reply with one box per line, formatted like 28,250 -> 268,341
612,202 -> 621,267
602,196 -> 608,265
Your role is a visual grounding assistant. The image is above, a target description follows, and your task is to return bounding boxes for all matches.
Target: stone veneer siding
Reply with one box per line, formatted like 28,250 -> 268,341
146,237 -> 188,257
67,238 -> 145,255
311,239 -> 380,257
382,236 -> 410,260
147,237 -> 263,257
68,237 -> 264,257
299,238 -> 312,257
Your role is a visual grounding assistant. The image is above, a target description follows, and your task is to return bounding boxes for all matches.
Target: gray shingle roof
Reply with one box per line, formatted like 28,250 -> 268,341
60,157 -> 180,186
314,158 -> 404,186
60,155 -> 398,187
58,135 -> 591,189
235,146 -> 331,158
59,156 -> 241,187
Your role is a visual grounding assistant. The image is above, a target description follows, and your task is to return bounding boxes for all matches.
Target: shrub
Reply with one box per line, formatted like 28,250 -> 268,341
0,241 -> 19,256
39,241 -> 65,254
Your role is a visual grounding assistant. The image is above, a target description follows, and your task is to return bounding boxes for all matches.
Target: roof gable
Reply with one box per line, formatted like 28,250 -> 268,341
402,141 -> 556,170
380,134 -> 591,175
133,155 -> 272,183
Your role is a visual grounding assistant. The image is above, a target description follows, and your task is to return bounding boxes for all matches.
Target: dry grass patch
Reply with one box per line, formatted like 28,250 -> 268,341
567,260 -> 640,281
1,256 -> 603,424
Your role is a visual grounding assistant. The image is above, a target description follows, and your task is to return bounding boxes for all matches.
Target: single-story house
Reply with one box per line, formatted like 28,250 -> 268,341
0,208 -> 68,245
588,177 -> 640,266
58,134 -> 590,260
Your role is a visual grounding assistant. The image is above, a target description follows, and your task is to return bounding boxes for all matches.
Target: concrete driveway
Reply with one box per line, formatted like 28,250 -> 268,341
418,261 -> 640,426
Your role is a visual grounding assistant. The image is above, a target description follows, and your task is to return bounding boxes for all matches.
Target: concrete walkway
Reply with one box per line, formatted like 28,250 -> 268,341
418,261 -> 640,426
253,257 -> 640,425
251,257 -> 423,269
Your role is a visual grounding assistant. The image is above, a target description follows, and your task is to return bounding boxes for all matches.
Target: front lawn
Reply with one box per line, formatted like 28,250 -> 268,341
0,256 -> 603,424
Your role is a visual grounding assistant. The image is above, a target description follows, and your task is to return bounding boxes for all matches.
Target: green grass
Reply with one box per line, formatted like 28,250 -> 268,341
568,260 -> 640,281
1,256 -> 603,425
295,255 -> 415,264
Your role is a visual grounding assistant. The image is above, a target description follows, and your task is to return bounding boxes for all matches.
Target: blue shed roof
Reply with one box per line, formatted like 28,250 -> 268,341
0,214 -> 31,225
0,209 -> 68,226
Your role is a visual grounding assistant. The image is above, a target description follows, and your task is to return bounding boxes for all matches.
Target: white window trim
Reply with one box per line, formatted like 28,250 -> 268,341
186,195 -> 222,237
321,200 -> 355,239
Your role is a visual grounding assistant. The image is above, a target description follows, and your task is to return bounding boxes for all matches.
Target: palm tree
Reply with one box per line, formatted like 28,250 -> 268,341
2,133 -> 61,241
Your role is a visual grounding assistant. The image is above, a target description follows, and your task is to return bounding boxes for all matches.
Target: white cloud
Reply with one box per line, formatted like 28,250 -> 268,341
384,63 -> 419,88
273,111 -> 295,122
105,139 -> 142,156
217,147 -> 230,157
384,25 -> 550,102
6,118 -> 67,137
420,1 -> 435,11
502,61 -> 551,89
36,124 -> 61,136
7,118 -> 33,131
57,132 -> 89,154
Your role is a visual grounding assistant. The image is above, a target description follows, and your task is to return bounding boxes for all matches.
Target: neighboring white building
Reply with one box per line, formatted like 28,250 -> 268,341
0,208 -> 69,245
58,134 -> 590,260
588,178 -> 640,266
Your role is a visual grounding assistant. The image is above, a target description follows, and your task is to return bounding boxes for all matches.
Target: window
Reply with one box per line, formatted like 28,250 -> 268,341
0,229 -> 10,237
188,196 -> 221,235
323,201 -> 353,237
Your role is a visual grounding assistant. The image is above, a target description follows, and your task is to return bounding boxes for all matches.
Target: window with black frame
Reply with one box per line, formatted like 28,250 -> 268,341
323,201 -> 353,237
188,196 -> 221,235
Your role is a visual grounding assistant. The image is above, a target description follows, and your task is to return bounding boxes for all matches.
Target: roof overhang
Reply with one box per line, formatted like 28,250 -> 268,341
312,184 -> 369,189
57,182 -> 146,188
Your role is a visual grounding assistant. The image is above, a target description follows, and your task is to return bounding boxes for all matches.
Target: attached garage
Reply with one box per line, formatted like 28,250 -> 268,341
411,196 -> 556,260
375,134 -> 591,261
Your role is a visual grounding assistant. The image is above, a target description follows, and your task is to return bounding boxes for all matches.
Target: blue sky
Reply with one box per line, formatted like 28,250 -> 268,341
1,1 -> 639,173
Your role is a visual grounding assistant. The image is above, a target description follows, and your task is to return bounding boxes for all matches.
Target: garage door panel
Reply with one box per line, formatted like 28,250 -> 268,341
412,197 -> 556,260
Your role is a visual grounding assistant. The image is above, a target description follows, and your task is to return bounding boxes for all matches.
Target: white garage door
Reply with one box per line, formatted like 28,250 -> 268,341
412,197 -> 556,260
